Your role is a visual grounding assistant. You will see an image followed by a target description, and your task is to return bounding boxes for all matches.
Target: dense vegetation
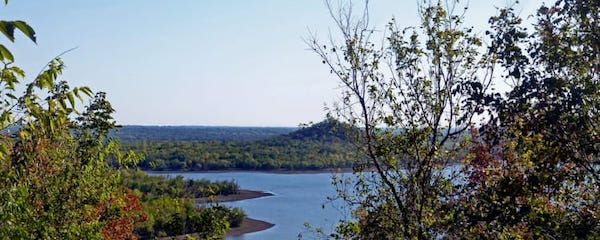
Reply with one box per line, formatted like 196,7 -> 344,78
126,119 -> 357,171
122,169 -> 239,198
115,125 -> 295,142
311,0 -> 600,239
121,170 -> 245,239
0,18 -> 146,240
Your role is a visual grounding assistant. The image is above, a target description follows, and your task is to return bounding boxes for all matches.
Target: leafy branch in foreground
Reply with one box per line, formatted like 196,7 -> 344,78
0,58 -> 145,239
311,0 -> 600,239
0,3 -> 144,239
309,0 -> 494,238
452,0 -> 600,238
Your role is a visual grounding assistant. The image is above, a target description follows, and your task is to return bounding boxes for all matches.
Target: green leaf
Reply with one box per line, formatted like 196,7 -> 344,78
48,99 -> 55,112
48,116 -> 55,133
80,86 -> 93,97
67,92 -> 75,108
0,111 -> 10,127
0,44 -> 13,62
58,99 -> 67,112
18,130 -> 29,140
0,21 -> 15,42
13,21 -> 36,43
73,87 -> 84,102
0,21 -> 36,44
0,143 -> 6,154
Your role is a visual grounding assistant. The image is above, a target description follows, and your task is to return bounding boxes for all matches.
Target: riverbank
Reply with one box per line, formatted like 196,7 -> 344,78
226,217 -> 275,236
147,167 -> 354,175
196,189 -> 274,204
160,217 -> 274,240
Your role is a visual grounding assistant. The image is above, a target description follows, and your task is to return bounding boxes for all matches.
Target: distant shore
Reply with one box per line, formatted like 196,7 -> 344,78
147,168 -> 354,175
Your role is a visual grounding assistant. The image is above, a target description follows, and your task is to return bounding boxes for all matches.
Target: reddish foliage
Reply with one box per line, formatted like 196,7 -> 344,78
102,217 -> 135,240
465,129 -> 502,186
100,190 -> 146,240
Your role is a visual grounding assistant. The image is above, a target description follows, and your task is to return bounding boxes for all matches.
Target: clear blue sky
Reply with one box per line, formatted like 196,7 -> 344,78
0,1 -> 543,126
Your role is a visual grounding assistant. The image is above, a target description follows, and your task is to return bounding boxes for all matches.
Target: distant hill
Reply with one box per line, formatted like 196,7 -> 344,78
113,125 -> 297,142
282,119 -> 354,142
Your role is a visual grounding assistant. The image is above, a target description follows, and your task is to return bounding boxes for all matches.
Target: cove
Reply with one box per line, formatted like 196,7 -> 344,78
153,172 -> 351,240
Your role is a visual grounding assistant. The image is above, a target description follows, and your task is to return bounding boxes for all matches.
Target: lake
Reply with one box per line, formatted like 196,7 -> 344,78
154,172 -> 352,240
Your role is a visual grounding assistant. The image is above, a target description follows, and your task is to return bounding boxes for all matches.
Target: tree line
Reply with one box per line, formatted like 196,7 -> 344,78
126,119 -> 357,171
115,125 -> 296,142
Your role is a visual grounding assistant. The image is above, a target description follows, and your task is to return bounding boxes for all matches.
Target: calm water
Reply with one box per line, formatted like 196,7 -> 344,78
154,172 -> 351,240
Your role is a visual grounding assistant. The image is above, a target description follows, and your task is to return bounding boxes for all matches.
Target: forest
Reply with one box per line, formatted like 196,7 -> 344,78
123,119 -> 358,171
114,125 -> 296,142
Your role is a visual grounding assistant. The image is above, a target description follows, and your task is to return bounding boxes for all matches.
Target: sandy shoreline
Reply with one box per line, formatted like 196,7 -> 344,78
162,217 -> 274,240
226,217 -> 275,237
196,189 -> 274,204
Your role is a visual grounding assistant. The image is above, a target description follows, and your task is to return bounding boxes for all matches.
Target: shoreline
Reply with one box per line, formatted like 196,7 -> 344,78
147,168 -> 354,175
151,170 -> 347,238
226,217 -> 275,237
196,189 -> 274,204
160,217 -> 273,240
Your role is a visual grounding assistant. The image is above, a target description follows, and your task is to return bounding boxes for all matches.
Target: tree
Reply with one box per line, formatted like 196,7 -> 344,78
308,0 -> 494,238
453,0 -> 600,238
0,60 -> 146,239
312,0 -> 600,239
0,2 -> 145,239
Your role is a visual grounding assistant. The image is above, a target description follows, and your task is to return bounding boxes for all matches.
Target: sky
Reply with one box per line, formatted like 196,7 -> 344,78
0,1 -> 545,126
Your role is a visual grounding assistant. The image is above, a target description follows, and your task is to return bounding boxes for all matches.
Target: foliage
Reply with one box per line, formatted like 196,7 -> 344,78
227,207 -> 246,228
0,5 -> 148,237
285,118 -> 355,142
451,0 -> 600,238
308,0 -> 494,238
115,125 -> 296,142
123,170 -> 244,239
0,3 -> 214,239
133,195 -> 230,239
312,0 -> 600,239
0,0 -> 36,65
0,54 -> 144,238
126,119 -> 357,171
122,169 -> 239,200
